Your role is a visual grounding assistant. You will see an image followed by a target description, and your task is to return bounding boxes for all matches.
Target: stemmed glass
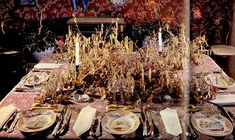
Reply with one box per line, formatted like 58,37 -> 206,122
107,76 -> 116,104
107,73 -> 136,104
60,63 -> 76,90
124,77 -> 135,104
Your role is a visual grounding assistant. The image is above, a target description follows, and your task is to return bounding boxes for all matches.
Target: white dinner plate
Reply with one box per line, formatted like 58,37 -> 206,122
102,110 -> 140,135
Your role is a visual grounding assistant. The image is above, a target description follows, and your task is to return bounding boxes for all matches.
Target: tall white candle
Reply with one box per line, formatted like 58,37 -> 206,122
75,41 -> 80,66
158,27 -> 163,52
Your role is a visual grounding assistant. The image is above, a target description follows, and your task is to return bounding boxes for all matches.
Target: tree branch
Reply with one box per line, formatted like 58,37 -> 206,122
35,0 -> 57,34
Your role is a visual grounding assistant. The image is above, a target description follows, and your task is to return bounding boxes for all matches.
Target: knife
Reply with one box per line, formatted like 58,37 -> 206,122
89,115 -> 96,137
105,107 -> 140,113
186,114 -> 198,139
14,87 -> 35,92
105,104 -> 136,111
146,110 -> 154,137
32,69 -> 53,72
142,105 -> 148,137
3,112 -> 17,131
207,101 -> 234,123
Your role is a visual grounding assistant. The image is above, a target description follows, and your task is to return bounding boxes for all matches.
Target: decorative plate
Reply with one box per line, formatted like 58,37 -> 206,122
205,73 -> 235,88
110,0 -> 127,6
17,109 -> 56,133
21,72 -> 50,87
102,110 -> 140,135
191,111 -> 233,137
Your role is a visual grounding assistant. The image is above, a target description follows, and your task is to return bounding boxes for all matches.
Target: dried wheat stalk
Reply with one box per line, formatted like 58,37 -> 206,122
57,20 -> 209,103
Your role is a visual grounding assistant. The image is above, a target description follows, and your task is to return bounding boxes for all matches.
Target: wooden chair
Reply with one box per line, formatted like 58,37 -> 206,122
211,45 -> 235,56
211,18 -> 234,56
210,18 -> 235,78
66,17 -> 125,37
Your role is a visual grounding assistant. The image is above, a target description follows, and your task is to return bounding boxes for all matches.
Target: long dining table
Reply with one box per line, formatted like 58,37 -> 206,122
0,54 -> 235,139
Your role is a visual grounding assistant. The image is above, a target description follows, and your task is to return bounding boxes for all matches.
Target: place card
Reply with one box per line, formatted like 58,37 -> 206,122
160,108 -> 182,136
34,63 -> 63,69
210,94 -> 235,105
73,105 -> 96,137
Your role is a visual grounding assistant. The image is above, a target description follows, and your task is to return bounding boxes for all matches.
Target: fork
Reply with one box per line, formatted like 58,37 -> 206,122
146,110 -> 154,137
52,113 -> 63,136
95,114 -> 102,137
142,106 -> 148,137
89,114 -> 97,137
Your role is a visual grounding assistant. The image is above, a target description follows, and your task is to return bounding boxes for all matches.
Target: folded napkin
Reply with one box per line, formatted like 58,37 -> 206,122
210,94 -> 235,105
160,108 -> 182,136
0,104 -> 18,129
73,106 -> 96,137
34,63 -> 63,69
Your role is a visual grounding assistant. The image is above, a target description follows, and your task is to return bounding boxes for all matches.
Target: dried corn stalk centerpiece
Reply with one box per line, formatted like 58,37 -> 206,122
189,36 -> 218,103
190,35 -> 209,66
58,19 -> 208,104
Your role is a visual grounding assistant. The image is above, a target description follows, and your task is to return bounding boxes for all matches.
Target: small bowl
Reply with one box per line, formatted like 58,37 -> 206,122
73,94 -> 80,102
73,94 -> 90,102
80,94 -> 90,102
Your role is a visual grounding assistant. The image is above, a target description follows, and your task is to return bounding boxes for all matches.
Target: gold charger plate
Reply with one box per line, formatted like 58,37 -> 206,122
205,73 -> 235,88
102,110 -> 140,135
17,109 -> 56,133
21,72 -> 50,87
191,111 -> 233,137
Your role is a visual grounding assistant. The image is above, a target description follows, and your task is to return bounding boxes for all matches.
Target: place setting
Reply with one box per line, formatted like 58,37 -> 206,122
21,71 -> 50,87
0,104 -> 57,139
14,71 -> 51,93
204,72 -> 235,89
189,74 -> 235,139
13,62 -> 65,93
191,110 -> 233,137
72,104 -> 158,139
0,104 -> 20,133
17,108 -> 57,134
102,109 -> 140,135
7,106 -> 73,138
186,104 -> 234,139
